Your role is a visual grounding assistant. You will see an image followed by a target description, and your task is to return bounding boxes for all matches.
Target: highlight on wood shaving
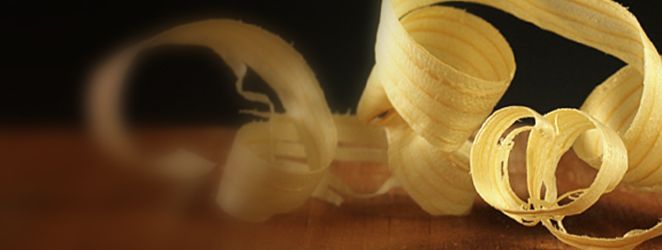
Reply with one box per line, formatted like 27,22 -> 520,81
87,0 -> 662,248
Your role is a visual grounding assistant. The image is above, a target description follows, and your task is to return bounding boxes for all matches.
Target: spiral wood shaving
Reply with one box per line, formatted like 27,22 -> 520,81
88,1 -> 662,248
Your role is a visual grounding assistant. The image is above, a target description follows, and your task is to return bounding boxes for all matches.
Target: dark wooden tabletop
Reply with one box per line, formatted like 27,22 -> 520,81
1,127 -> 661,249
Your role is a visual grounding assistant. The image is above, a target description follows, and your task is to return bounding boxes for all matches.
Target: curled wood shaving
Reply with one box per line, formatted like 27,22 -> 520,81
472,107 -> 657,249
357,0 -> 515,216
88,0 -> 662,248
88,20 -> 390,222
358,0 -> 662,248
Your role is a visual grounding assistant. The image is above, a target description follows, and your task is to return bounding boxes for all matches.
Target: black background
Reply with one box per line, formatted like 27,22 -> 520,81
2,0 -> 661,126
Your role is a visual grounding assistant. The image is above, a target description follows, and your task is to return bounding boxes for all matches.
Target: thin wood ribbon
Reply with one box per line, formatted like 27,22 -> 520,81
357,0 -> 662,248
88,20 -> 390,222
88,0 -> 662,248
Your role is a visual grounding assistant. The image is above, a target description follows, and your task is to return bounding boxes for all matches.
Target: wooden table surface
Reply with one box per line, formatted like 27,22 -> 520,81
1,127 -> 661,249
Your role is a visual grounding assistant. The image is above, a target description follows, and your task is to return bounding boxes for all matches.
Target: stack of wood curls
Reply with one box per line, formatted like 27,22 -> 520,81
88,0 -> 662,248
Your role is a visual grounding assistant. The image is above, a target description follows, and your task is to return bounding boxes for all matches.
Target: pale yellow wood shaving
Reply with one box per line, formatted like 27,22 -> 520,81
357,0 -> 662,248
88,20 -> 387,222
86,0 -> 662,247
357,0 -> 515,216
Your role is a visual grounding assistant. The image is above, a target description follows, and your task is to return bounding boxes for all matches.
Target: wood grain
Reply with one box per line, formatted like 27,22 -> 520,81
1,127 -> 661,249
